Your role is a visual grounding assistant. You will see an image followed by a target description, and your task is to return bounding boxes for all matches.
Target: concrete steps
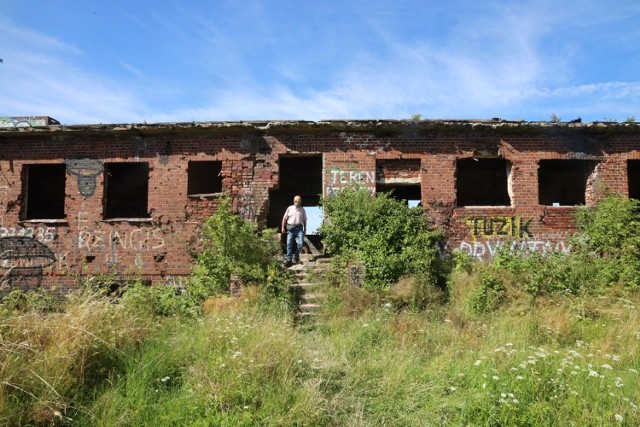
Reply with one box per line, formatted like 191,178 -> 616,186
287,255 -> 330,326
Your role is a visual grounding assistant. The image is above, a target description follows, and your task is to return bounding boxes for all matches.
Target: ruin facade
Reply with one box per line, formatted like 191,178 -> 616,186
0,118 -> 638,291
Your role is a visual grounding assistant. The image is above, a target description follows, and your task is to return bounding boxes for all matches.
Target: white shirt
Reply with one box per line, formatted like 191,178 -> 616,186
283,205 -> 307,226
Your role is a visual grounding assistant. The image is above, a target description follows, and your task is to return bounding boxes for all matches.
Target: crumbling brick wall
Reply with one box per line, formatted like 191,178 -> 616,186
0,120 -> 638,292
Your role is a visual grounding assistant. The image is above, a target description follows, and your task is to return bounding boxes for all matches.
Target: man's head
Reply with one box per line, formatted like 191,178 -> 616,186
293,195 -> 302,206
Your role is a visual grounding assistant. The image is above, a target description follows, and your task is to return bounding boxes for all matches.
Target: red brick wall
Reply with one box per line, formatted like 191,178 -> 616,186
0,121 -> 638,291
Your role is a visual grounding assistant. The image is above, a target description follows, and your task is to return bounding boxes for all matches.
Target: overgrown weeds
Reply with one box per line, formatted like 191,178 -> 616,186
1,194 -> 639,425
319,186 -> 445,290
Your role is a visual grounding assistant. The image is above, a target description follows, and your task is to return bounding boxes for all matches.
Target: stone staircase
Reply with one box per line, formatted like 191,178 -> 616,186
288,254 -> 330,325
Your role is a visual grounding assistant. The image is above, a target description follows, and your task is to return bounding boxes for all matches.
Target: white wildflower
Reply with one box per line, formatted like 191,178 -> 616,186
615,414 -> 623,422
602,364 -> 613,370
474,360 -> 482,366
588,370 -> 599,378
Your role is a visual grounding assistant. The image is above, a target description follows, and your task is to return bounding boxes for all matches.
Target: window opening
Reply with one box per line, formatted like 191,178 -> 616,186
376,159 -> 422,206
538,159 -> 596,206
104,163 -> 149,219
23,164 -> 66,220
628,160 -> 640,200
456,158 -> 511,207
188,161 -> 222,195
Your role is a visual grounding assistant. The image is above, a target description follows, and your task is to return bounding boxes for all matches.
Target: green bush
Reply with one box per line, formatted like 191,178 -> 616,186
319,186 -> 444,288
120,280 -> 199,318
574,193 -> 640,287
189,195 -> 290,304
484,194 -> 640,296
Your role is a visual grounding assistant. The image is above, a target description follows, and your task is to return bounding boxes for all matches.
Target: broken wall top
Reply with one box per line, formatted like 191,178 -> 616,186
0,119 -> 639,140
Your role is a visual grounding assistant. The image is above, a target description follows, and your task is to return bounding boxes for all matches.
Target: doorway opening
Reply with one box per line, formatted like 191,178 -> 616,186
268,155 -> 323,254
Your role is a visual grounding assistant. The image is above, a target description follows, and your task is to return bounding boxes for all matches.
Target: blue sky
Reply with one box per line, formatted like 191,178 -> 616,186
1,0 -> 639,125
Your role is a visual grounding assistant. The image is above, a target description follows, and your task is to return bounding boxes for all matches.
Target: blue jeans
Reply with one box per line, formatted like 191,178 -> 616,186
286,225 -> 304,261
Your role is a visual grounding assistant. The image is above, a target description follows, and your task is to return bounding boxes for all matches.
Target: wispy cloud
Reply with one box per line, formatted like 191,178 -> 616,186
1,1 -> 638,124
0,19 -> 148,123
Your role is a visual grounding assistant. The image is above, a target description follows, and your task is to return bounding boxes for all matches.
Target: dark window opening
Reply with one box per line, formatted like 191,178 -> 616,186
188,161 -> 222,195
538,159 -> 596,206
104,163 -> 149,219
456,158 -> 511,207
23,164 -> 66,220
628,160 -> 640,200
376,184 -> 422,206
376,159 -> 422,206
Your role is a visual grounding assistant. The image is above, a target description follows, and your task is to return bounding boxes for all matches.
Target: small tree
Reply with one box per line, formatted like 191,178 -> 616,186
319,186 -> 443,288
190,195 -> 283,300
573,193 -> 640,287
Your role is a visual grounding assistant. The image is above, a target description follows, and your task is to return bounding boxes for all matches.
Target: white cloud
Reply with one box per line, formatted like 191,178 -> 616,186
1,2 -> 639,124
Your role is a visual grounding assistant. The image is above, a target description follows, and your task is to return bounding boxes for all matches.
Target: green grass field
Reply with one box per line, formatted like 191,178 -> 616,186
1,276 -> 638,426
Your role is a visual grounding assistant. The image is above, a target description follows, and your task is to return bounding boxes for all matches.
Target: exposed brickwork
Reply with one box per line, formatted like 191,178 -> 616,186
0,119 -> 638,292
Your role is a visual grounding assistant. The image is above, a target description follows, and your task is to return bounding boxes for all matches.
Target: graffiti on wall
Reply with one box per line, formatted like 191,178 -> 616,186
0,237 -> 56,289
235,186 -> 257,221
0,226 -> 57,243
77,228 -> 165,252
435,216 -> 570,260
456,239 -> 569,259
465,216 -> 532,239
65,159 -> 104,197
326,166 -> 375,197
0,186 -> 7,214
438,238 -> 569,260
0,117 -> 49,128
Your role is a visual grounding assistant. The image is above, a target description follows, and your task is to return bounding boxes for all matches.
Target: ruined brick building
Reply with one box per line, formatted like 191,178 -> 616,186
0,117 -> 639,291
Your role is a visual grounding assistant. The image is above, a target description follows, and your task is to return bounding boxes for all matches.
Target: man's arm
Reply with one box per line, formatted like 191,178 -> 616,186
281,208 -> 289,233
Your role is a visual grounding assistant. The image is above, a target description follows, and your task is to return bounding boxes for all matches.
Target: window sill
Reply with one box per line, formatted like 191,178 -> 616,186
20,219 -> 68,225
188,193 -> 223,199
457,205 -> 513,208
103,218 -> 153,223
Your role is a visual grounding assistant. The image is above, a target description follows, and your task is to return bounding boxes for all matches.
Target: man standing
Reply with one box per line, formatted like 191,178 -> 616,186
282,195 -> 307,266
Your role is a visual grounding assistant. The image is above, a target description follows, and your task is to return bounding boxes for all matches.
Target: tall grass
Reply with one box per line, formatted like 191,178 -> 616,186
1,194 -> 639,425
2,279 -> 637,426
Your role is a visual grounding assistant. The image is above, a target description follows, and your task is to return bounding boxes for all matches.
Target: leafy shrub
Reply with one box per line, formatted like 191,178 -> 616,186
573,193 -> 640,287
120,280 -> 199,318
466,268 -> 505,313
0,288 -> 63,315
189,195 -> 291,305
319,186 -> 444,288
482,194 -> 640,297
